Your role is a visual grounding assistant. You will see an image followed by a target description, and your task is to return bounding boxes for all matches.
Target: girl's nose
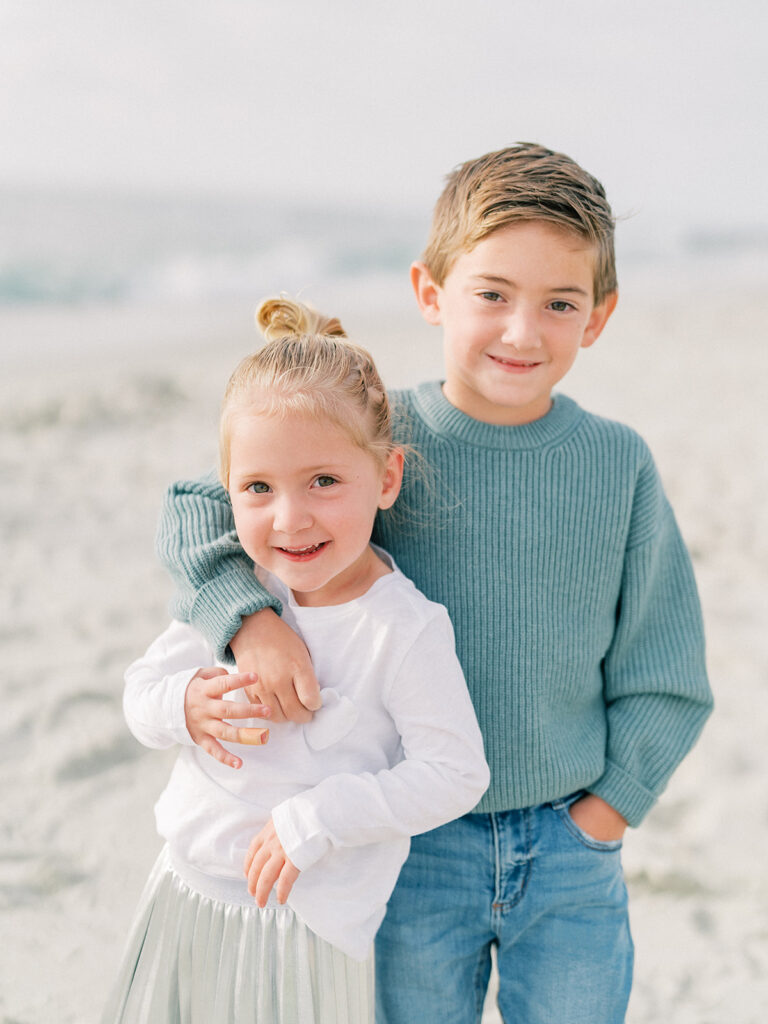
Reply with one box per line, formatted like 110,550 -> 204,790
273,495 -> 313,534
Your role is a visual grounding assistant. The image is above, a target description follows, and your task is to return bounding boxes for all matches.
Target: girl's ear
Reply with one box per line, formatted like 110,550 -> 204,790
378,448 -> 405,510
410,261 -> 443,326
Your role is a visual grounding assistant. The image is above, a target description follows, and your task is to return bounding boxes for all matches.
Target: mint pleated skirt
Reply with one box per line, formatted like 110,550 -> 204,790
101,847 -> 374,1024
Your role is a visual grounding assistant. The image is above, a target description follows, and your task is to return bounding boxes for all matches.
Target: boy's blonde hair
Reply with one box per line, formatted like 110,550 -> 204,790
422,142 -> 617,303
219,297 -> 395,487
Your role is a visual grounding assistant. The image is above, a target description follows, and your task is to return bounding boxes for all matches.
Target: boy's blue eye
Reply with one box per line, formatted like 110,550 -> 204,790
248,481 -> 270,494
480,291 -> 503,302
550,300 -> 573,312
314,475 -> 337,488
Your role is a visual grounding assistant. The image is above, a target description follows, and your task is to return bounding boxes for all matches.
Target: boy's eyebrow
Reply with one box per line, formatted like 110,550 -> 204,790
472,274 -> 590,297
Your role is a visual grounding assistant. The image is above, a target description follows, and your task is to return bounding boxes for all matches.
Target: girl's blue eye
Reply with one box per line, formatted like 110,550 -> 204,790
314,475 -> 337,488
248,481 -> 270,494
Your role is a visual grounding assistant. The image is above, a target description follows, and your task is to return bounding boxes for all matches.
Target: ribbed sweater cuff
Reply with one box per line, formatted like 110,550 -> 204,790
190,572 -> 283,664
588,759 -> 658,828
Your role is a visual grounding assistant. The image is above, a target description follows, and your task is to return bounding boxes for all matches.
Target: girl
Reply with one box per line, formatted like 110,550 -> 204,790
103,297 -> 489,1023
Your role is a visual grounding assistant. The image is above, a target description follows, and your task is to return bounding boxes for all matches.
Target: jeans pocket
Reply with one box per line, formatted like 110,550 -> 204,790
551,796 -> 623,852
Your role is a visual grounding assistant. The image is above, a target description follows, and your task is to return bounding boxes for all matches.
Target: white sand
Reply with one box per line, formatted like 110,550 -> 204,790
1,274 -> 766,1023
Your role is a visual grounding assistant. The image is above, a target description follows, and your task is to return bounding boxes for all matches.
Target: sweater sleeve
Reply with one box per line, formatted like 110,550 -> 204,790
271,610 -> 490,871
588,456 -> 713,826
155,470 -> 282,663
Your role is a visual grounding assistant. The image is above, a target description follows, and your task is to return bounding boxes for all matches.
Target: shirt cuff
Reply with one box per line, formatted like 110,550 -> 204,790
165,668 -> 198,746
272,796 -> 331,872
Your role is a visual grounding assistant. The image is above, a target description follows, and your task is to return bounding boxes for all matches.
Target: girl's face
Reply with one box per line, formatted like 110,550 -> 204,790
227,409 -> 402,606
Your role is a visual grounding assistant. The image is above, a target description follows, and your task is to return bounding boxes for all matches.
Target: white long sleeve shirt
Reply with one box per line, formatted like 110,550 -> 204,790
123,552 -> 489,959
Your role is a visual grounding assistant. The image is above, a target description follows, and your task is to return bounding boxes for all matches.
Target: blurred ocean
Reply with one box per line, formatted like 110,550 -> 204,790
2,183 -> 767,319
0,185 -> 427,309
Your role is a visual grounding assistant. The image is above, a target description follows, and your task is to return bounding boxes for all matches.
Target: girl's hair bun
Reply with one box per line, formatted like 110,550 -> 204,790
256,296 -> 346,341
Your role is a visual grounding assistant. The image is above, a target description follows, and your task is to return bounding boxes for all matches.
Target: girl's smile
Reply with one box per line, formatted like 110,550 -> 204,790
227,410 -> 402,606
276,541 -> 330,561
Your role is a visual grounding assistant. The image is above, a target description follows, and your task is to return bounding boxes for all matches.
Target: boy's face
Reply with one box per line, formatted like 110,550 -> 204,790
412,221 -> 617,425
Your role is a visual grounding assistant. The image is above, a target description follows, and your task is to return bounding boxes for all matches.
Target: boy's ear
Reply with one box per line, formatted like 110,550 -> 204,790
378,448 -> 405,510
410,261 -> 443,325
580,291 -> 618,349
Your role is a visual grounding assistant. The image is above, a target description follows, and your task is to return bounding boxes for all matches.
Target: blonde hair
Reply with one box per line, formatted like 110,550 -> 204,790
219,297 -> 395,487
422,142 -> 617,303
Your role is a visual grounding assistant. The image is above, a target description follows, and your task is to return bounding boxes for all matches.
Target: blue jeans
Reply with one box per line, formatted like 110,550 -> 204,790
375,796 -> 633,1024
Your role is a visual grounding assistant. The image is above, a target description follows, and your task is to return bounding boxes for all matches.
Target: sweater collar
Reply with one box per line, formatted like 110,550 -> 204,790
411,381 -> 583,451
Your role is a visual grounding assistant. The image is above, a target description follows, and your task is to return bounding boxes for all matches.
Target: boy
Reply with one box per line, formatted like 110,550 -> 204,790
157,143 -> 712,1023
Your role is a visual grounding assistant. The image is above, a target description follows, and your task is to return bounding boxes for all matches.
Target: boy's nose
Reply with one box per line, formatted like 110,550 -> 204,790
500,309 -> 542,351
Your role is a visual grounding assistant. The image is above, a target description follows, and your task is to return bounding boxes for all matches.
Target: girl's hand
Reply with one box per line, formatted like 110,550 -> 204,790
231,609 -> 321,725
184,667 -> 271,770
568,793 -> 627,842
244,818 -> 300,907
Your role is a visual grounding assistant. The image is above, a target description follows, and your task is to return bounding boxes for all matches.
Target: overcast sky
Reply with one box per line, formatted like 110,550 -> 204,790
1,0 -> 765,234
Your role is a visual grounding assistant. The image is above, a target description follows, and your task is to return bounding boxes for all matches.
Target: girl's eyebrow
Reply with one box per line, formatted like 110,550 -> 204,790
234,462 -> 347,478
471,273 -> 590,297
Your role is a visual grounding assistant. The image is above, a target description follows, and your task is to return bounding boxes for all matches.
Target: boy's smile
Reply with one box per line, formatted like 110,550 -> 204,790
412,221 -> 617,426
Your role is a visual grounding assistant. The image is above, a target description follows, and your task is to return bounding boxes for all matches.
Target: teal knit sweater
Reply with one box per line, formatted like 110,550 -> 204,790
157,382 -> 712,827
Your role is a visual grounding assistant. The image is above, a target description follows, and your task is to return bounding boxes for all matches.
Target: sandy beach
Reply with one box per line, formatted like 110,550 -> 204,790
1,266 -> 766,1023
